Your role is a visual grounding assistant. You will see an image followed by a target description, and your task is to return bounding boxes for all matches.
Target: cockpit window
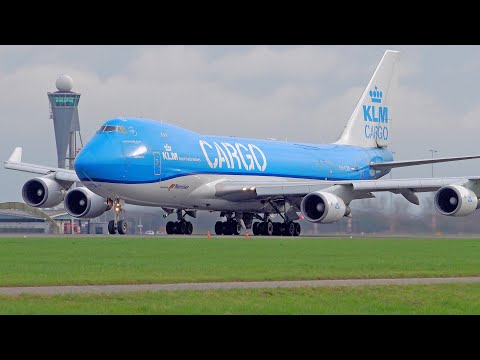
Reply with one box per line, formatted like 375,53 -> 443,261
97,125 -> 127,134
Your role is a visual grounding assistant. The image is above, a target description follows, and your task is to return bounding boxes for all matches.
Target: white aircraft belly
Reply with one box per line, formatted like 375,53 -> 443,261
82,174 -> 311,211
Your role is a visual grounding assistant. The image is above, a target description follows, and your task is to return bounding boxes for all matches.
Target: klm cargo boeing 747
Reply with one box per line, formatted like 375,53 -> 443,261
6,50 -> 480,235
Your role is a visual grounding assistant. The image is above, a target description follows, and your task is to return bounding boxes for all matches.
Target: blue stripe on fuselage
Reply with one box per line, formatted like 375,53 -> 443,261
74,117 -> 393,184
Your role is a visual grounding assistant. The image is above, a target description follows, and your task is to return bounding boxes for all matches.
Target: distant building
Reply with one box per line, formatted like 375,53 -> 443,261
0,202 -> 108,235
0,202 -> 60,234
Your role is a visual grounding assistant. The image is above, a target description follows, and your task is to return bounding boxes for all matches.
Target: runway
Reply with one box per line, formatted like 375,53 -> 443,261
1,277 -> 480,295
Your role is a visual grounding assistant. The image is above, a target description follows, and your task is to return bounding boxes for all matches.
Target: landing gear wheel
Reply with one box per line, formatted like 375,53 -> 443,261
286,221 -> 295,236
232,222 -> 241,235
265,221 -> 273,236
186,222 -> 193,235
166,221 -> 175,235
108,220 -> 116,235
258,222 -> 266,235
252,222 -> 260,235
273,222 -> 282,236
294,222 -> 301,236
223,222 -> 233,236
215,221 -> 223,235
118,220 -> 128,235
177,221 -> 187,235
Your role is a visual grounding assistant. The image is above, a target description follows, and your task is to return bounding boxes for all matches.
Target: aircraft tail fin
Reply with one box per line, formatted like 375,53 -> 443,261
336,50 -> 400,148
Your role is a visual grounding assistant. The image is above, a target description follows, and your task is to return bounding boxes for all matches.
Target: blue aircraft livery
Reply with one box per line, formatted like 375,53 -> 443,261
363,85 -> 389,141
9,49 -> 480,237
74,117 -> 393,185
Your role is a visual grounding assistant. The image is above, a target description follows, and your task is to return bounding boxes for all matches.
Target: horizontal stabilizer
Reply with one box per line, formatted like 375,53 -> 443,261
370,155 -> 480,170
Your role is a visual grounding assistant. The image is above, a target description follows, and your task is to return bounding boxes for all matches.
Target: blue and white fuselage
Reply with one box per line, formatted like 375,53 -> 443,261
8,50 -> 480,236
75,117 -> 393,211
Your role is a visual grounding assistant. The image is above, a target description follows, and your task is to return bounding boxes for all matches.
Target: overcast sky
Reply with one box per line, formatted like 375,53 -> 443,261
1,45 -> 480,206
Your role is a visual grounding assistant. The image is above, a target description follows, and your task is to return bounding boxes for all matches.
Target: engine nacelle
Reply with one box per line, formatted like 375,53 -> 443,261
64,187 -> 111,218
434,185 -> 478,217
22,177 -> 64,208
300,191 -> 347,224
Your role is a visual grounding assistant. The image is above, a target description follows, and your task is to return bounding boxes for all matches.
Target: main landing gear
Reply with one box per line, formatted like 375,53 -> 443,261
215,220 -> 242,235
252,220 -> 301,236
212,208 -> 302,237
251,200 -> 302,236
108,198 -> 128,235
165,210 -> 194,235
214,211 -> 244,235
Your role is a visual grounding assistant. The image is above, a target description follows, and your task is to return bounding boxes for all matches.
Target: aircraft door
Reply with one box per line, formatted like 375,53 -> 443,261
153,152 -> 161,176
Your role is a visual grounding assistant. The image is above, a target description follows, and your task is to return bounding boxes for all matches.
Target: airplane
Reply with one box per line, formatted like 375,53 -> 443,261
5,49 -> 480,236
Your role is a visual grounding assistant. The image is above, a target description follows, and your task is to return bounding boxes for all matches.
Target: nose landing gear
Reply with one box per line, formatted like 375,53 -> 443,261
108,198 -> 128,235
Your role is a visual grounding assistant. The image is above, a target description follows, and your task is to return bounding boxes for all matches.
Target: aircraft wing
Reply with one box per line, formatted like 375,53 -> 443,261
370,155 -> 480,169
3,147 -> 80,183
214,176 -> 480,205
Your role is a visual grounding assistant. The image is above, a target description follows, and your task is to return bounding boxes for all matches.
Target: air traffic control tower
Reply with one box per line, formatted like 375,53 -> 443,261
47,75 -> 83,169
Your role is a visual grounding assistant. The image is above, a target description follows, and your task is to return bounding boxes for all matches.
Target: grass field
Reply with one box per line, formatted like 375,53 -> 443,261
0,237 -> 480,286
1,283 -> 480,314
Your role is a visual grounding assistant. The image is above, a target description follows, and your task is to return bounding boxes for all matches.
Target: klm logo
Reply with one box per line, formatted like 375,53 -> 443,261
363,85 -> 389,141
162,143 -> 178,161
363,86 -> 388,123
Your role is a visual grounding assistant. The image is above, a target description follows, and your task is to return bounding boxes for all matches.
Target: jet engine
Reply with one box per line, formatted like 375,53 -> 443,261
300,191 -> 348,224
22,177 -> 65,208
64,187 -> 112,218
434,185 -> 479,217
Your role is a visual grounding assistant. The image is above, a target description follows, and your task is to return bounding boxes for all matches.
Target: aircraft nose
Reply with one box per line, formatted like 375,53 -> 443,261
75,136 -> 126,182
74,148 -> 96,180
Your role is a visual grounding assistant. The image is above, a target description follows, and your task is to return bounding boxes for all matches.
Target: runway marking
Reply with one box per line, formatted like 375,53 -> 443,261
1,277 -> 480,295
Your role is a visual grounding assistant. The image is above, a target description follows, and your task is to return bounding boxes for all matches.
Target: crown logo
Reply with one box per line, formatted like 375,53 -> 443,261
164,143 -> 172,152
369,86 -> 382,103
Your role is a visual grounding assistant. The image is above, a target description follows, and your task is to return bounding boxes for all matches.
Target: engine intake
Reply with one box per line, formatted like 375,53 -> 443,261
434,185 -> 478,217
64,187 -> 111,218
300,191 -> 347,224
22,177 -> 64,208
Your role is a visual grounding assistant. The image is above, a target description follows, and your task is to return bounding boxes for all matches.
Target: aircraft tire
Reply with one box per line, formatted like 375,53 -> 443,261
118,220 -> 128,235
273,222 -> 282,236
232,222 -> 241,235
285,221 -> 295,237
294,222 -> 301,236
177,221 -> 187,234
266,221 -> 273,236
252,222 -> 260,235
215,221 -> 223,235
186,222 -> 193,235
223,222 -> 233,236
108,220 -> 116,235
166,221 -> 175,235
258,222 -> 266,235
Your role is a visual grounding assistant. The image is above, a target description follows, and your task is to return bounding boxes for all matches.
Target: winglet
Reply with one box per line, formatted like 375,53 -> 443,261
7,147 -> 22,163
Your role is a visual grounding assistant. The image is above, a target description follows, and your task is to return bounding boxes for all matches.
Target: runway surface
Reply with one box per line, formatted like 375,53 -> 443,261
2,234 -> 480,239
1,277 -> 480,295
